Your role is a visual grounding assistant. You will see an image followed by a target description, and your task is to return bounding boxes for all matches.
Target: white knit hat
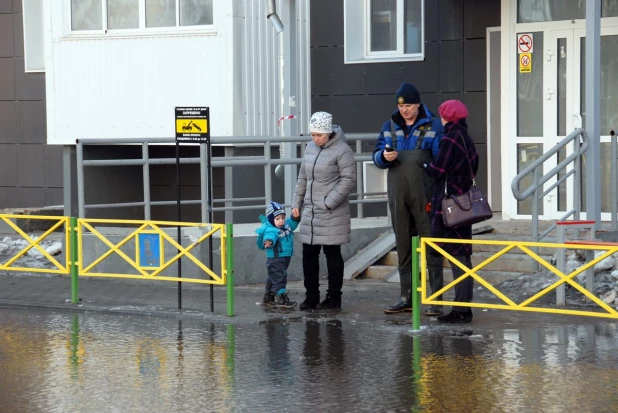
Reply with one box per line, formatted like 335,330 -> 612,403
309,111 -> 333,134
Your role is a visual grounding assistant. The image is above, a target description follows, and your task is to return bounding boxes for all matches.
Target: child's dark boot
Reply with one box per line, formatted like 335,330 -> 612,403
274,289 -> 297,309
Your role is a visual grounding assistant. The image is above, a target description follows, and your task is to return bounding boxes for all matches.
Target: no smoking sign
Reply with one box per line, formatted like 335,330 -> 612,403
517,33 -> 533,54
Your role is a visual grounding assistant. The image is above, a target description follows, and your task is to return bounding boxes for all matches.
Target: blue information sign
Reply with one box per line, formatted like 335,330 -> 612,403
137,232 -> 161,268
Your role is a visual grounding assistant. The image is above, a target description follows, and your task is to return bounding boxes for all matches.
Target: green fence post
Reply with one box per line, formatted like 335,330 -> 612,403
411,236 -> 421,331
70,217 -> 79,304
226,224 -> 234,316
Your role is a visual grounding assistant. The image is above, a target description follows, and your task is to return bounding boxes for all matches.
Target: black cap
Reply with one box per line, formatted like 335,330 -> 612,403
396,82 -> 421,104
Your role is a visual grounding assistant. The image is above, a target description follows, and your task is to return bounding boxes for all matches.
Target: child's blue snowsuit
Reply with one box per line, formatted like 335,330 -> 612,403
255,214 -> 300,294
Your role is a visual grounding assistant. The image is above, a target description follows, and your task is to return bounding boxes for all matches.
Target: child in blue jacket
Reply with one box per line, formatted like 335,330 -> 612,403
255,201 -> 301,308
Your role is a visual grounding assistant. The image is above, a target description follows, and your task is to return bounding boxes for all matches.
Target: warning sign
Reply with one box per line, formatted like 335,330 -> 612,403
175,107 -> 210,143
519,53 -> 532,73
517,33 -> 533,54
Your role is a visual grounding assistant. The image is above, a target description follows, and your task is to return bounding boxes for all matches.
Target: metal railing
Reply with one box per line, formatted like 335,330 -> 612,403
410,235 -> 618,331
76,134 -> 385,221
511,128 -> 589,242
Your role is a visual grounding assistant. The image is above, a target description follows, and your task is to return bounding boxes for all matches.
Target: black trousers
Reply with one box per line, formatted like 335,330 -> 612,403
451,255 -> 474,312
302,243 -> 344,302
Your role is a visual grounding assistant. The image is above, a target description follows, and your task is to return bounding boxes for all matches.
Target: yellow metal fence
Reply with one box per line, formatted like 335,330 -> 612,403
77,218 -> 228,285
419,237 -> 618,321
0,214 -> 70,274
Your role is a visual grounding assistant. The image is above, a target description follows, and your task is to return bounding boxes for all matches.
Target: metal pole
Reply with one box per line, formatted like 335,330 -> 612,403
208,133 -> 214,313
281,0 -> 298,213
265,141 -> 272,203
611,130 -> 616,229
70,216 -> 79,304
528,167 -> 541,270
585,0 -> 601,230
411,236 -> 421,331
176,141 -> 182,309
76,142 -> 85,218
142,142 -> 151,220
574,136 -> 582,221
556,225 -> 565,305
200,143 -> 208,222
226,223 -> 234,316
356,140 -> 364,218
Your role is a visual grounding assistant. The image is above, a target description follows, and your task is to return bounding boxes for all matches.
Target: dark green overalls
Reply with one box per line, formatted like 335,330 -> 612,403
386,131 -> 444,304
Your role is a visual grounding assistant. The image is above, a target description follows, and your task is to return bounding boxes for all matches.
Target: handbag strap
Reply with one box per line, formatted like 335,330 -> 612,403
444,131 -> 476,195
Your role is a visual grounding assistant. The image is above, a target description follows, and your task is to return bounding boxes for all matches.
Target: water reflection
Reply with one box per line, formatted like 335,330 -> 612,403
0,309 -> 617,412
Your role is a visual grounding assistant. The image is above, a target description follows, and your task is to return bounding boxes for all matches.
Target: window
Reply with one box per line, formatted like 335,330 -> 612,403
70,0 -> 214,32
344,0 -> 424,64
23,0 -> 45,72
517,0 -> 618,23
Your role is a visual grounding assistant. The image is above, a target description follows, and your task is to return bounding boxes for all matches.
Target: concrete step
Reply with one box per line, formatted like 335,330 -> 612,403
468,252 -> 552,273
377,268 -> 525,286
363,265 -> 397,280
378,248 -> 553,272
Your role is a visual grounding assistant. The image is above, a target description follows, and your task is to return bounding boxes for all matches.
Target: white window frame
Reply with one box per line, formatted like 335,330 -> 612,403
344,0 -> 424,64
67,0 -> 216,37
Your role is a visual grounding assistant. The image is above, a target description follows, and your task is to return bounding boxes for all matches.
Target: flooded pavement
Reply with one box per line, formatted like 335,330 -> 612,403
1,308 -> 617,412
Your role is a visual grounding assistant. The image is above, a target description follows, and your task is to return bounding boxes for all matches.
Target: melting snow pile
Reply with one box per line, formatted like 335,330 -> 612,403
494,250 -> 618,307
0,236 -> 63,270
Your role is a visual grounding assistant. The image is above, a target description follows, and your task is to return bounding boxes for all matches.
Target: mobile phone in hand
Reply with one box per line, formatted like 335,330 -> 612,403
384,146 -> 394,152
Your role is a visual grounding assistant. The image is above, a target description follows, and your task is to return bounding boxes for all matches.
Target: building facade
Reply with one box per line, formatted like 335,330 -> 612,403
1,0 -> 618,223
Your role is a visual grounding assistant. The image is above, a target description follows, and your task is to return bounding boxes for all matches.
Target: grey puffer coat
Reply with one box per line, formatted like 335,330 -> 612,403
293,125 -> 357,245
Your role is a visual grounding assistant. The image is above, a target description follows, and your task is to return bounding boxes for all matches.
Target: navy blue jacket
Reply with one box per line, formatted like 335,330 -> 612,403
372,104 -> 443,169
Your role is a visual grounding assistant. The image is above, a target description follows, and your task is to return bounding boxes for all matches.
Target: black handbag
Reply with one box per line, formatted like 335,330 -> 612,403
441,134 -> 493,228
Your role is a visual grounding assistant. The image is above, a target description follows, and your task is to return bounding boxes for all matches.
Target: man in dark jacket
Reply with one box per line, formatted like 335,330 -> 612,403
372,82 -> 444,314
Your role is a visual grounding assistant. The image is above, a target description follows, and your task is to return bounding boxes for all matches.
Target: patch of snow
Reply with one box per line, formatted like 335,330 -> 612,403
0,235 -> 63,269
601,289 -> 617,304
594,251 -> 616,273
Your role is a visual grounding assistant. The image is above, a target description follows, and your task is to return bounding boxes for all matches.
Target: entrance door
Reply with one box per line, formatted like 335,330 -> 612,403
544,27 -> 618,220
515,27 -> 618,220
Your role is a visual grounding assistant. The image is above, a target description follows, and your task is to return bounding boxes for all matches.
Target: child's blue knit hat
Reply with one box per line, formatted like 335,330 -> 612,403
266,201 -> 285,225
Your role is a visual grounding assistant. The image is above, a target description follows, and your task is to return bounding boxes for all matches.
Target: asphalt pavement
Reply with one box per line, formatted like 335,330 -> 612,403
0,272 -> 607,334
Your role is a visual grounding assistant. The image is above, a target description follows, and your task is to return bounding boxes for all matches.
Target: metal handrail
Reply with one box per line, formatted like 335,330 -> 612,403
77,133 -> 382,221
511,128 -> 589,242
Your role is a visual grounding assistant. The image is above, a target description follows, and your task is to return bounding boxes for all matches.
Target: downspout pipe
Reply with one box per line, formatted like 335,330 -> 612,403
267,0 -> 284,34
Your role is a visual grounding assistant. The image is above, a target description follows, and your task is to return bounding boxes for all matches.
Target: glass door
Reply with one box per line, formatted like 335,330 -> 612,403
515,31 -> 548,218
574,27 -> 618,220
545,29 -> 576,220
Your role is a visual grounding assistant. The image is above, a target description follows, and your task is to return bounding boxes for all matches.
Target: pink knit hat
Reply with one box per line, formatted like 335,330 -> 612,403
438,100 -> 469,122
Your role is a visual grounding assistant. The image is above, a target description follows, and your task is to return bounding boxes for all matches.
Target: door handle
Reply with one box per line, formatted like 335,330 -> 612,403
573,114 -> 582,129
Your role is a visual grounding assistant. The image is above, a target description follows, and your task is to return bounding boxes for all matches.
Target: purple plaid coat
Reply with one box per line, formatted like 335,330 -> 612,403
424,119 -> 479,257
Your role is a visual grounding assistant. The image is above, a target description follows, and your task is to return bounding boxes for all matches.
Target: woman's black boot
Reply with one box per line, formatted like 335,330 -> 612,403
316,295 -> 341,309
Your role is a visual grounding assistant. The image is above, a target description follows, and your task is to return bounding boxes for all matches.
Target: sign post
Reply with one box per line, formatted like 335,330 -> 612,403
175,107 -> 211,310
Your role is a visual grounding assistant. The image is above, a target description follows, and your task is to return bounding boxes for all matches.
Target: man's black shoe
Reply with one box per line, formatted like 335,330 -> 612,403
316,296 -> 341,309
383,297 -> 412,314
300,299 -> 319,310
437,310 -> 473,323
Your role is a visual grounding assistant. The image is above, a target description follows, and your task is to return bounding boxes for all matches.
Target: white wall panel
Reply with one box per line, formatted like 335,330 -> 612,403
45,1 -> 235,144
238,0 -> 310,137
43,0 -> 310,144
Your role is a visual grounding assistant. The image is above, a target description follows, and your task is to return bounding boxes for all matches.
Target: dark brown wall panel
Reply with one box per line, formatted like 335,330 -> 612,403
0,2 -> 56,210
0,0 -> 12,14
309,0 -> 500,210
0,14 -> 14,57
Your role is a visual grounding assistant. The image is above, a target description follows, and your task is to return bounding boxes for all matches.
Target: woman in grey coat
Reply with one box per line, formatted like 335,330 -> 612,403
292,111 -> 357,310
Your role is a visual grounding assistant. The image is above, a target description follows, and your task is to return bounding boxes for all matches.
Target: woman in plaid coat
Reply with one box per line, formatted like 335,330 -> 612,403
419,100 -> 479,324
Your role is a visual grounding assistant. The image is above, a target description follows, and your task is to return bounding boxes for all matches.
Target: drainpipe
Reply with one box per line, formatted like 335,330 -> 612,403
266,0 -> 286,180
267,0 -> 284,34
